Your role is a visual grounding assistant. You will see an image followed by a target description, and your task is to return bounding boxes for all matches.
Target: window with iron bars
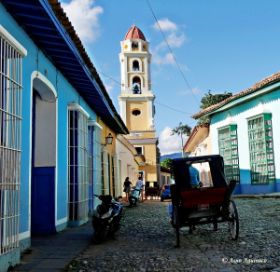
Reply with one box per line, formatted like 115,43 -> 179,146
68,109 -> 89,222
101,150 -> 109,195
0,27 -> 25,255
111,155 -> 118,197
218,124 -> 240,183
248,113 -> 275,184
88,125 -> 94,214
93,127 -> 102,199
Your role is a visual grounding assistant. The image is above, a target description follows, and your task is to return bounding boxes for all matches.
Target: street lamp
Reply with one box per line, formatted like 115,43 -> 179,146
105,133 -> 113,145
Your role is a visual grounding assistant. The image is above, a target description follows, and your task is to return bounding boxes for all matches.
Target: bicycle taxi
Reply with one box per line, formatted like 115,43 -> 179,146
170,155 -> 239,247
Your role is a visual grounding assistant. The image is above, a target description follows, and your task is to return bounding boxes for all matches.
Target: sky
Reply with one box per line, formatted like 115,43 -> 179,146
61,0 -> 280,155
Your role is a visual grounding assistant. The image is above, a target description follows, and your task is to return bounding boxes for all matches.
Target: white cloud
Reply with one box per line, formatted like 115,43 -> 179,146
158,126 -> 188,155
152,18 -> 187,66
153,52 -> 175,65
177,87 -> 201,96
166,32 -> 186,48
192,87 -> 201,94
61,0 -> 103,44
153,18 -> 178,32
156,32 -> 187,52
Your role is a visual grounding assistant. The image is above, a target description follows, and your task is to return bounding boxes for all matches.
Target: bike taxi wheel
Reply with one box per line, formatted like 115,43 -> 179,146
228,200 -> 239,240
173,205 -> 180,247
213,218 -> 218,231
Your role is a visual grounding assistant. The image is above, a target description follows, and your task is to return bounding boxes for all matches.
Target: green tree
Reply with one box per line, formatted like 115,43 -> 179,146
198,90 -> 232,124
172,122 -> 192,157
160,158 -> 173,170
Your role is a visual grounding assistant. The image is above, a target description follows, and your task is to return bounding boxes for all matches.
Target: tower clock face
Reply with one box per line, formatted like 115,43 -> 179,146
124,44 -> 128,49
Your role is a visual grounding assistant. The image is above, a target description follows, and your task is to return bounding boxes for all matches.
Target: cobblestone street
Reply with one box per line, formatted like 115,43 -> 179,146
67,198 -> 280,272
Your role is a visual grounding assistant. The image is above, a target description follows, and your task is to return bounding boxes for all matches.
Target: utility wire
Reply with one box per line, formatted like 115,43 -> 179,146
99,71 -> 120,85
100,71 -> 192,115
155,101 -> 193,115
145,0 -> 200,105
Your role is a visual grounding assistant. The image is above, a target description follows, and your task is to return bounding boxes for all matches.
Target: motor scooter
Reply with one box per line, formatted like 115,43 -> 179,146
92,194 -> 123,243
128,186 -> 142,206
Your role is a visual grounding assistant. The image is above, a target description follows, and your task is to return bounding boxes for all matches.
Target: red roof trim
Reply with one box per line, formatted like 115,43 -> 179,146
192,71 -> 280,119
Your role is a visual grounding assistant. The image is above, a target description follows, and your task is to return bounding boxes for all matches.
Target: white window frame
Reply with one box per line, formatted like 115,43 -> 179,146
91,121 -> 102,206
68,106 -> 89,222
135,145 -> 144,155
101,150 -> 109,195
0,25 -> 26,255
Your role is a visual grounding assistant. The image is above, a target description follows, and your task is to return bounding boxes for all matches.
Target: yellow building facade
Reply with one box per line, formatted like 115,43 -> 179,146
119,25 -> 159,186
97,118 -> 118,196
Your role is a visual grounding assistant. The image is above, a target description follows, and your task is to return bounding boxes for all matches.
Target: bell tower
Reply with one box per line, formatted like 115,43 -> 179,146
119,25 -> 159,186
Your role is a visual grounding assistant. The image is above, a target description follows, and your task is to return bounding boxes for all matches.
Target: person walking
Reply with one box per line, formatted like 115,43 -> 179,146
135,176 -> 144,202
123,177 -> 132,202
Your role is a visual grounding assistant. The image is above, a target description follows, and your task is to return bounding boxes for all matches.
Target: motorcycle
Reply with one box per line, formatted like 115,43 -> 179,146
92,194 -> 123,243
128,186 -> 142,206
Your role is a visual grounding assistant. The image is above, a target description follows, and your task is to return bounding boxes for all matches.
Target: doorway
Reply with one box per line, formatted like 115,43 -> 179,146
31,75 -> 57,234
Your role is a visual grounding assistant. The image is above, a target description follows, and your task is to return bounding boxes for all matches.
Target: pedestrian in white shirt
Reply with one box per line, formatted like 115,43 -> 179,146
135,177 -> 144,201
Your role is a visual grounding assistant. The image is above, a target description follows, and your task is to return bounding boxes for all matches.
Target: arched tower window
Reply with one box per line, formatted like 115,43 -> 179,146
132,41 -> 138,50
132,76 -> 141,94
132,60 -> 140,71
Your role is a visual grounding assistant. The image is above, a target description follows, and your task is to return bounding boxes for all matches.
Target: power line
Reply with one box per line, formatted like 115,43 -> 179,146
99,71 -> 191,115
145,0 -> 200,105
155,101 -> 193,115
99,71 -> 120,85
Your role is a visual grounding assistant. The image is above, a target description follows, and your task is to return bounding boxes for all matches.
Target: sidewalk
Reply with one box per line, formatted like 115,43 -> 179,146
12,222 -> 92,272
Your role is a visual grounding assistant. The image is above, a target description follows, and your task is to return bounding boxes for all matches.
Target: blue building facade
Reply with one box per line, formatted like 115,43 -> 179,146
193,73 -> 280,195
0,1 -> 127,271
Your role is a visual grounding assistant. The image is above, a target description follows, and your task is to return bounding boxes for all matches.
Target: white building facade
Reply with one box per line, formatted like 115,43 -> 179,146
115,135 -> 141,196
193,72 -> 280,194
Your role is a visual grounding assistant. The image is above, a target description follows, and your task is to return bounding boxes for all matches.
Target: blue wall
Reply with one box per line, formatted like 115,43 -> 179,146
1,3 -> 98,244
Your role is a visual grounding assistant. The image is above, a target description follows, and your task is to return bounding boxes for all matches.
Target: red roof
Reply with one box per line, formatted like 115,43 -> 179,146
124,25 -> 146,41
192,71 -> 280,119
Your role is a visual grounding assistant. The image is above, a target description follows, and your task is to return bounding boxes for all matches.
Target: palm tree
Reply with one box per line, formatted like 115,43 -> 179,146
172,122 -> 191,157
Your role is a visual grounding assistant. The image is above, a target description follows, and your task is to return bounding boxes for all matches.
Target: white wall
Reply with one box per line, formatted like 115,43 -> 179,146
115,137 -> 139,197
210,96 -> 280,183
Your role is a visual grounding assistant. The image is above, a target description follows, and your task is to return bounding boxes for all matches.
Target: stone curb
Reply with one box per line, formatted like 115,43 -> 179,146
233,194 -> 280,199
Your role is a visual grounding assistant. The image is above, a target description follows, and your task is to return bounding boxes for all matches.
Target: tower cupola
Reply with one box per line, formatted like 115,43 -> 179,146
124,25 -> 146,41
119,25 -> 151,96
119,25 -> 155,131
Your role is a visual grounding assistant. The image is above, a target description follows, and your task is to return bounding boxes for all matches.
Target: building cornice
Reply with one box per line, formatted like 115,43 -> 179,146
183,123 -> 209,153
119,94 -> 155,101
128,138 -> 158,145
117,134 -> 137,154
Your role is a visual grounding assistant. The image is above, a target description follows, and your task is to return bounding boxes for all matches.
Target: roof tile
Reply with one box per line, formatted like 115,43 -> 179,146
192,71 -> 280,119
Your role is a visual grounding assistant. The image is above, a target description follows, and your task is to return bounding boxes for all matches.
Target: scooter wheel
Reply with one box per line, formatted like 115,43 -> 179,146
92,229 -> 106,244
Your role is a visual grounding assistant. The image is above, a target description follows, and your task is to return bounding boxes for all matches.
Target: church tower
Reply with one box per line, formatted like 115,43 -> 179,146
119,25 -> 159,186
